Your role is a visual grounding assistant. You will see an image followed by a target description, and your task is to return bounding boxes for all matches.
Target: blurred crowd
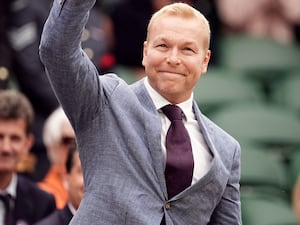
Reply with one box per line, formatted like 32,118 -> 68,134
0,0 -> 300,224
216,0 -> 300,44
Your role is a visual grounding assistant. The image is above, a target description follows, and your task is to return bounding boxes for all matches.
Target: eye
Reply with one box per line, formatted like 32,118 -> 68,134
10,135 -> 22,143
156,43 -> 168,48
183,47 -> 195,52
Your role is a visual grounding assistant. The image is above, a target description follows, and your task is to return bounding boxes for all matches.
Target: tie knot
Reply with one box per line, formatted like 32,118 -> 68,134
0,193 -> 11,202
162,104 -> 183,121
0,193 -> 13,209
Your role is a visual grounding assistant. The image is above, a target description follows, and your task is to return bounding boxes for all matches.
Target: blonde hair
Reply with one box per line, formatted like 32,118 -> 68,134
146,2 -> 211,49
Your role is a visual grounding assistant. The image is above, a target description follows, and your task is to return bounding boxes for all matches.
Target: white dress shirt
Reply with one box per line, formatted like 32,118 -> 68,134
68,202 -> 77,216
144,78 -> 212,185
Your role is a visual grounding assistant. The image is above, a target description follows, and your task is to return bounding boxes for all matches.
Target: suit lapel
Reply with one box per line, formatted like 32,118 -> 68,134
192,101 -> 216,157
14,175 -> 33,225
191,102 -> 229,188
59,205 -> 74,224
130,83 -> 229,200
130,79 -> 167,199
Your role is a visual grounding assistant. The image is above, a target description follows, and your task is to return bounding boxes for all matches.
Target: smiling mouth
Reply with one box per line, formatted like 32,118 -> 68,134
0,152 -> 13,158
160,71 -> 185,77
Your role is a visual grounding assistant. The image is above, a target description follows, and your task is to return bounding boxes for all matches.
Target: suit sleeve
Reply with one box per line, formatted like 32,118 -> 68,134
209,142 -> 242,225
39,0 -> 102,127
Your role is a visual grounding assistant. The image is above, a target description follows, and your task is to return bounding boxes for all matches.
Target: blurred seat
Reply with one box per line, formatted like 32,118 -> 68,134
241,190 -> 298,225
210,103 -> 300,159
271,70 -> 300,116
218,35 -> 300,95
194,67 -> 264,115
219,35 -> 300,76
241,144 -> 288,195
112,65 -> 140,84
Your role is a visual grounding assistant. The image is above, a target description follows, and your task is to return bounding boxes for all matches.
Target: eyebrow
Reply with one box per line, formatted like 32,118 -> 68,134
154,36 -> 197,46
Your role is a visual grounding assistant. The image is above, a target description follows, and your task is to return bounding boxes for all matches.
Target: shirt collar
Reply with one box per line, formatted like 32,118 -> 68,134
67,202 -> 77,216
144,77 -> 194,119
0,174 -> 17,199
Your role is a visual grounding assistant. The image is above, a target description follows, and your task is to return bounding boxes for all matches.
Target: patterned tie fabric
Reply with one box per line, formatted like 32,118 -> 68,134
162,104 -> 194,198
0,193 -> 14,225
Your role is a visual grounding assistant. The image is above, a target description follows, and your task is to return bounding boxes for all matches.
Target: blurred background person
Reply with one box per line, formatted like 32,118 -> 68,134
38,107 -> 76,209
0,0 -> 113,181
0,0 -> 12,89
34,143 -> 84,225
0,0 -> 60,181
0,89 -> 56,225
216,0 -> 300,44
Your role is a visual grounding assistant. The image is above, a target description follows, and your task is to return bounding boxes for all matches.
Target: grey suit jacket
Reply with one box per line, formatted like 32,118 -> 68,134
39,0 -> 242,224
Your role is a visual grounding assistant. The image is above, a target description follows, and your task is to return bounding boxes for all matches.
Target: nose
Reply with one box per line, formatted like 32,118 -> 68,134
166,49 -> 181,65
0,141 -> 8,152
0,137 -> 13,152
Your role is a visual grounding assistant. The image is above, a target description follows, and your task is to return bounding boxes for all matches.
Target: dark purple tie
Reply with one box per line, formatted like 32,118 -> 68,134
0,193 -> 14,225
162,104 -> 194,198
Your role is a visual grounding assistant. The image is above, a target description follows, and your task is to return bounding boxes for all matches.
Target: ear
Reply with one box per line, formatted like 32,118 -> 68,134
201,50 -> 211,74
142,41 -> 148,67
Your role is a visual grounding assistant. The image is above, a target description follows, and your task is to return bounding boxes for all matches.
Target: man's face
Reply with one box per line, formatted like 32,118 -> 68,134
142,15 -> 210,104
65,152 -> 84,209
0,119 -> 33,174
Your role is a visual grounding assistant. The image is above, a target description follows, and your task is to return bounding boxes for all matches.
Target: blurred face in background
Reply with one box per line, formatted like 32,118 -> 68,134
64,151 -> 84,209
51,121 -> 75,169
0,119 -> 33,187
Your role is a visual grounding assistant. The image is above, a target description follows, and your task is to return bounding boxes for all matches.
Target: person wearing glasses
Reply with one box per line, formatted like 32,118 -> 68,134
38,107 -> 76,209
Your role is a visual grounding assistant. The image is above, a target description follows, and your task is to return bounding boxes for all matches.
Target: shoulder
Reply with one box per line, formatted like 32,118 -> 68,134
193,104 -> 241,159
33,210 -> 61,225
18,175 -> 53,196
34,205 -> 72,225
17,175 -> 56,206
193,102 -> 239,146
203,114 -> 239,145
203,114 -> 240,153
15,175 -> 56,224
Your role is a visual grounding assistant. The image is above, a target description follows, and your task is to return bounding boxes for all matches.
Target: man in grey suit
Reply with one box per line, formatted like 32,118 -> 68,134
39,1 -> 242,224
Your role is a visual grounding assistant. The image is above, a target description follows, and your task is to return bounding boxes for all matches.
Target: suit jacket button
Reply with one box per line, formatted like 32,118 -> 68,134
165,203 -> 171,210
59,0 -> 64,5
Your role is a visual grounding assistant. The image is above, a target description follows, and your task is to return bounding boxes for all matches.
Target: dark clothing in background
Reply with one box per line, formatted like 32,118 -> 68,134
110,0 -> 221,68
0,0 -> 110,181
13,175 -> 56,225
1,0 -> 59,181
33,205 -> 73,225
